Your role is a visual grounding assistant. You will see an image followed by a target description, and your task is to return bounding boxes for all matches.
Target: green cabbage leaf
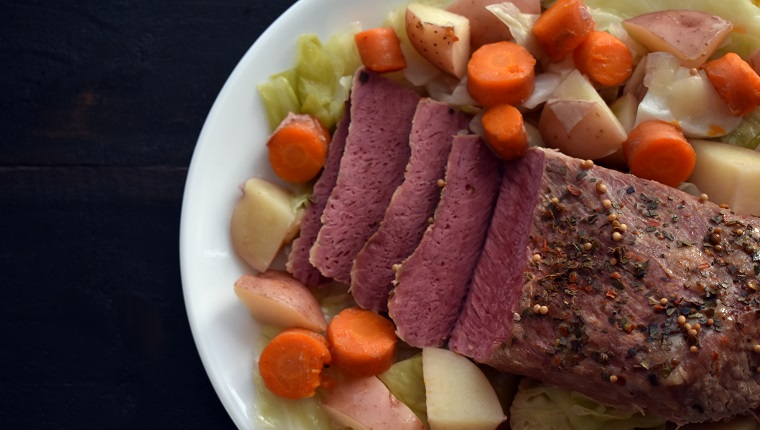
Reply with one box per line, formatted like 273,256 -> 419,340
510,378 -> 667,430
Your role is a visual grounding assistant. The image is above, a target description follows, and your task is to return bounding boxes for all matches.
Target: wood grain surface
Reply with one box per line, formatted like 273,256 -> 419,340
1,0 -> 297,427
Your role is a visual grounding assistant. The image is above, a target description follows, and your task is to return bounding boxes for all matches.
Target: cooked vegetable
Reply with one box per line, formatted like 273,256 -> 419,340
721,109 -> 760,150
539,69 -> 627,160
354,27 -> 407,73
622,120 -> 696,188
446,0 -> 540,50
405,3 -> 471,78
267,113 -> 330,184
327,306 -> 397,377
622,10 -> 732,68
509,378 -> 667,430
234,271 -> 328,332
702,52 -> 760,117
257,33 -> 359,131
466,40 -> 536,107
378,354 -> 428,426
422,347 -> 506,430
258,328 -> 332,400
635,52 -> 741,138
572,30 -> 633,86
481,103 -> 528,160
687,139 -> 760,216
258,75 -> 302,131
230,177 -> 303,273
531,0 -> 595,61
322,376 -> 426,430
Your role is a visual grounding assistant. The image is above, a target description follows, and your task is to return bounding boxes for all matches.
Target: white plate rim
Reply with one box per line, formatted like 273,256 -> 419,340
179,0 -> 406,428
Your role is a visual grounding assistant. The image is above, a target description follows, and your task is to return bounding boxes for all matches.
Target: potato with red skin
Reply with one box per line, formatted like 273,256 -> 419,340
234,270 -> 327,332
405,3 -> 470,78
322,376 -> 426,430
446,0 -> 540,50
622,10 -> 732,68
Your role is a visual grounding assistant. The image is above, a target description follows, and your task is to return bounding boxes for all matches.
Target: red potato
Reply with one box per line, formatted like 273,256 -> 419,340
322,376 -> 426,430
538,70 -> 627,160
446,0 -> 540,50
234,271 -> 328,332
622,10 -> 733,68
405,3 -> 470,78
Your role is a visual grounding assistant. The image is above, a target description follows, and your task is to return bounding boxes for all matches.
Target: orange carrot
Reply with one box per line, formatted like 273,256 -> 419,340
622,120 -> 696,188
267,113 -> 330,183
258,328 -> 332,399
467,41 -> 536,107
702,52 -> 760,117
354,27 -> 407,73
573,30 -> 633,87
532,0 -> 595,61
481,104 -> 528,160
326,307 -> 397,377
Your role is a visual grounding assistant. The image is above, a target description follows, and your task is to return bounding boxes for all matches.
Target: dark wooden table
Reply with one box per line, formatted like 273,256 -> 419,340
2,1 -> 296,427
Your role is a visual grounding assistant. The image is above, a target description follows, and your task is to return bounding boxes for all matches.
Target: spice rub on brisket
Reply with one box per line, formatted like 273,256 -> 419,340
388,134 -> 501,347
351,99 -> 471,312
310,69 -> 420,284
286,102 -> 350,287
450,147 -> 760,424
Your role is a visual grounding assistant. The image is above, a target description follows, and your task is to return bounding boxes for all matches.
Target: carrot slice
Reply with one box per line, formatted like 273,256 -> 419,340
481,104 -> 528,160
258,328 -> 332,399
702,52 -> 760,117
354,27 -> 407,73
267,113 -> 330,183
572,30 -> 633,86
622,120 -> 696,188
327,307 -> 397,377
532,0 -> 595,61
467,41 -> 536,107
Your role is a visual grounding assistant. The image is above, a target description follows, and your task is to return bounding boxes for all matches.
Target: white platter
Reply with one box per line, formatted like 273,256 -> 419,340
179,0 -> 407,428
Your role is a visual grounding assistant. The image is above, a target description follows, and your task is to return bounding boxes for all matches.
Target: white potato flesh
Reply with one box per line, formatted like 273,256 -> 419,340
423,347 -> 506,430
405,3 -> 470,78
230,177 -> 303,273
538,70 -> 627,160
622,9 -> 732,68
233,271 -> 327,332
635,52 -> 741,138
322,376 -> 426,430
687,139 -> 760,217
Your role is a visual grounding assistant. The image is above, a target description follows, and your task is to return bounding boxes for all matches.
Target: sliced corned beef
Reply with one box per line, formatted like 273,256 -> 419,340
286,102 -> 351,287
450,147 -> 760,424
309,69 -> 420,284
388,134 -> 501,348
350,99 -> 471,312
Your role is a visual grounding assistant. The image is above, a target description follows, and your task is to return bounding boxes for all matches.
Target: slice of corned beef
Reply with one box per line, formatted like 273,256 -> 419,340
286,102 -> 351,287
350,99 -> 471,311
449,147 -> 760,424
309,69 -> 420,284
388,134 -> 502,347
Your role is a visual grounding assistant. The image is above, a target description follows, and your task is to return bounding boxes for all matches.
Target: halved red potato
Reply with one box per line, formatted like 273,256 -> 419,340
405,3 -> 470,78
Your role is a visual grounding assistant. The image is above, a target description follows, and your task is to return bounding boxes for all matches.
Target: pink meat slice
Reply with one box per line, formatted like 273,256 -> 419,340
309,69 -> 420,284
388,134 -> 502,347
350,99 -> 471,311
285,102 -> 351,287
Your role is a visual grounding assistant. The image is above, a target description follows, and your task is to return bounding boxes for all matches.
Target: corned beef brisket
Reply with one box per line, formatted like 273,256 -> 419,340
286,102 -> 350,287
450,147 -> 760,424
309,69 -> 419,284
351,99 -> 471,312
388,134 -> 501,347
